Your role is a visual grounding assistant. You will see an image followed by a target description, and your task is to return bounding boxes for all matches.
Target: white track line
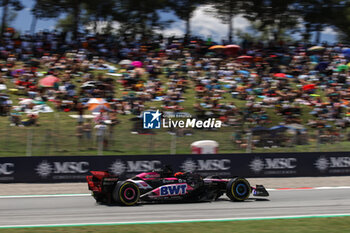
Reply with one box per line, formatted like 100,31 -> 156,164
1,186 -> 350,199
1,213 -> 350,228
267,186 -> 350,191
0,194 -> 90,198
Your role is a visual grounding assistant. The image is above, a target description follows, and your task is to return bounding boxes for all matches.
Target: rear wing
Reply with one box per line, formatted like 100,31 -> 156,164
87,171 -> 119,192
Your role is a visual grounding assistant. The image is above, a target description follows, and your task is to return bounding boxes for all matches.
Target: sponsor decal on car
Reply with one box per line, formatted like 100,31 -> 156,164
159,184 -> 187,196
132,180 -> 153,189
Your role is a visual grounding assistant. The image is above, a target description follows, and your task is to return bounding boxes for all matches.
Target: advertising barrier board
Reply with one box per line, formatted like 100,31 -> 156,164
1,152 -> 350,183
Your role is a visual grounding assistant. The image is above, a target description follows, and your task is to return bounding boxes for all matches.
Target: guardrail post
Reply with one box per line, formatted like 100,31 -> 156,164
26,128 -> 33,157
170,132 -> 177,155
246,131 -> 252,153
97,133 -> 104,155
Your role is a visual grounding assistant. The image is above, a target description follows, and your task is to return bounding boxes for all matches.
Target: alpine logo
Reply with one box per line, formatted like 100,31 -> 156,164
160,184 -> 187,196
0,163 -> 14,175
181,158 -> 230,172
109,160 -> 162,175
35,161 -> 89,178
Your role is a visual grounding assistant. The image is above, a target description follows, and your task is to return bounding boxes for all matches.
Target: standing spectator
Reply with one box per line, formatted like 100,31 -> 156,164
76,122 -> 83,148
83,119 -> 92,145
95,121 -> 108,151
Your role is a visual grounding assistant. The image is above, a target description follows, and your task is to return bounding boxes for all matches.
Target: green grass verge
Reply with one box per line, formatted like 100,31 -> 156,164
1,217 -> 350,233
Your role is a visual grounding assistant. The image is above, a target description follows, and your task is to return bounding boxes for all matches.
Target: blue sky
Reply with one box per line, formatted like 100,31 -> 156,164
8,0 -> 337,44
12,0 -> 57,33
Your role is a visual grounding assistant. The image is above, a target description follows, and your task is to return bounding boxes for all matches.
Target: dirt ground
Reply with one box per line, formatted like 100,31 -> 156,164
1,176 -> 350,195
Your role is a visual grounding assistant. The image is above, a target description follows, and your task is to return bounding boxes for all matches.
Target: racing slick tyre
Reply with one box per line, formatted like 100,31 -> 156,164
226,177 -> 251,202
113,181 -> 140,206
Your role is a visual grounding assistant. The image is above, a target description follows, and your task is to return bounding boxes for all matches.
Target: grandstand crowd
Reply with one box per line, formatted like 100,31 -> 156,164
0,29 -> 350,148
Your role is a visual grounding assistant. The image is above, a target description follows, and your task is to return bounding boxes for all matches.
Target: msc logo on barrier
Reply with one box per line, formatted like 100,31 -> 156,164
143,110 -> 161,129
160,184 -> 187,196
181,158 -> 230,173
250,157 -> 297,174
35,161 -> 89,178
0,163 -> 14,175
314,156 -> 350,172
109,160 -> 162,175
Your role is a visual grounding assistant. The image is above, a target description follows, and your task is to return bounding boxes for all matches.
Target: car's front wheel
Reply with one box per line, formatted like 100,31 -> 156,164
113,181 -> 140,206
226,177 -> 251,201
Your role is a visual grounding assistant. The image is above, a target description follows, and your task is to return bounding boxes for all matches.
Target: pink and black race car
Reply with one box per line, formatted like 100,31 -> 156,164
86,167 -> 269,205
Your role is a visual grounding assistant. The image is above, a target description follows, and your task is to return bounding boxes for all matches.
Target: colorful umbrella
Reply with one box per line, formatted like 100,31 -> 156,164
274,73 -> 287,78
209,45 -> 225,50
237,55 -> 253,60
19,98 -> 34,105
119,59 -> 132,65
224,44 -> 240,56
303,84 -> 316,91
308,46 -> 325,51
87,98 -> 110,111
11,69 -> 25,77
336,65 -> 349,72
237,70 -> 250,76
39,75 -> 60,87
342,48 -> 350,57
131,61 -> 143,68
225,44 -> 240,49
90,105 -> 110,113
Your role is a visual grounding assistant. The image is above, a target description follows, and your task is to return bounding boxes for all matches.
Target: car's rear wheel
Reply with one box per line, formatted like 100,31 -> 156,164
113,181 -> 140,206
226,177 -> 251,201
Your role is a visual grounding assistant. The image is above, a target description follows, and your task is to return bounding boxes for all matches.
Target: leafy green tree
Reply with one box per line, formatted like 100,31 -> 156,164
117,0 -> 170,40
169,0 -> 203,39
83,0 -> 123,34
31,0 -> 61,34
33,0 -> 91,40
242,0 -> 298,42
324,0 -> 350,43
0,0 -> 23,37
206,0 -> 243,43
296,0 -> 341,43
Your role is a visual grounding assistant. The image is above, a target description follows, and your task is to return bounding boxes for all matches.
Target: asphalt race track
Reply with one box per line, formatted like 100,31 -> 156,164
1,189 -> 350,227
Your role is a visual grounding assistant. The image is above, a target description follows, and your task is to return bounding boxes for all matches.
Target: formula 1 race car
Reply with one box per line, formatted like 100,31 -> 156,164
86,167 -> 269,205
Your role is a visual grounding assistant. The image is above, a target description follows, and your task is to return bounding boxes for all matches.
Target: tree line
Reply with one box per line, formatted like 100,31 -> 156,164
0,0 -> 349,43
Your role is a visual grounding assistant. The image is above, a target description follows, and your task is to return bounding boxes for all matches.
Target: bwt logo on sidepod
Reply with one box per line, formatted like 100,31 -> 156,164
250,157 -> 297,173
160,184 -> 187,196
181,159 -> 230,172
109,160 -> 162,175
143,110 -> 161,129
36,161 -> 89,178
0,163 -> 14,175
